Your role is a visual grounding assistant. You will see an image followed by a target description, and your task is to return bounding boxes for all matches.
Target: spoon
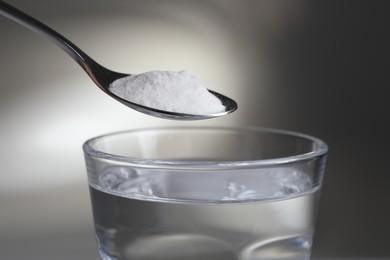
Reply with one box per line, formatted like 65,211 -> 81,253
0,1 -> 237,120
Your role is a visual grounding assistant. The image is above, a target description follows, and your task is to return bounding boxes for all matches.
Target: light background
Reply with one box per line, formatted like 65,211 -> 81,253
0,0 -> 389,259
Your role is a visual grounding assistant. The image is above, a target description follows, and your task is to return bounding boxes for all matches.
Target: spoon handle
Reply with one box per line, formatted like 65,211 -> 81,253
0,1 -> 121,87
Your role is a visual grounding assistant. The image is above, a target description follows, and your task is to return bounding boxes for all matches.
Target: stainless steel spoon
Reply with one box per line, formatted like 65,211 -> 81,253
0,1 -> 237,120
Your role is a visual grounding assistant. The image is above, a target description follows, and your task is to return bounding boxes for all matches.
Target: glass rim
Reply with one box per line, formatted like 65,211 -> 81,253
82,126 -> 328,169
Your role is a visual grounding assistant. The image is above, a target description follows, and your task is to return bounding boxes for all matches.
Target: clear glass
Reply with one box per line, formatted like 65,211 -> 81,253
83,126 -> 328,260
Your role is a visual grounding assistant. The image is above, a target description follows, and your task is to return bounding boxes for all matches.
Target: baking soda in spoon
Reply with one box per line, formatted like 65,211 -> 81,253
108,70 -> 226,115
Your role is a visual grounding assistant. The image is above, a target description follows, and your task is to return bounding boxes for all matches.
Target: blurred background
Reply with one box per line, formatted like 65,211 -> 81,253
0,0 -> 389,259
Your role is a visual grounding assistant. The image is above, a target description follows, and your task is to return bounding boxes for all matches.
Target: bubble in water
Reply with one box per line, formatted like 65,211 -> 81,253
99,167 -> 138,190
266,168 -> 312,196
117,176 -> 159,197
222,168 -> 313,201
223,182 -> 257,200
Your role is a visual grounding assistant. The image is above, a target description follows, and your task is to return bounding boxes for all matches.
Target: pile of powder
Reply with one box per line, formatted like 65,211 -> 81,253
108,70 -> 225,115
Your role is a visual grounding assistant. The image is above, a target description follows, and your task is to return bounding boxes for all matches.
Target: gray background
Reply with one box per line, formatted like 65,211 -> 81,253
1,0 -> 389,259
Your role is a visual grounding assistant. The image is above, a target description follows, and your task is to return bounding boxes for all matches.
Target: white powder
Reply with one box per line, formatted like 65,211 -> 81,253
108,70 -> 225,115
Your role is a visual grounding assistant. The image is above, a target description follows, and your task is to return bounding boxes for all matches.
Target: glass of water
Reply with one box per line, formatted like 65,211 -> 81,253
82,126 -> 328,260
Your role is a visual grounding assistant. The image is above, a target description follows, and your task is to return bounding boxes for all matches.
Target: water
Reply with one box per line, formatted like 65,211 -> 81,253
89,167 -> 320,260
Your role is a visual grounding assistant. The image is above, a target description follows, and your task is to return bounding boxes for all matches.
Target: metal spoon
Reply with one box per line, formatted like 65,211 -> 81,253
0,1 -> 237,120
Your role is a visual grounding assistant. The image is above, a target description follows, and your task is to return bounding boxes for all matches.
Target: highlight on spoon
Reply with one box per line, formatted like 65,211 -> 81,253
110,91 -> 237,120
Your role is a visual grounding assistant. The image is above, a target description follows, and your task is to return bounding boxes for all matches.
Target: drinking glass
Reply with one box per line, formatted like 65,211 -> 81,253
82,126 -> 328,260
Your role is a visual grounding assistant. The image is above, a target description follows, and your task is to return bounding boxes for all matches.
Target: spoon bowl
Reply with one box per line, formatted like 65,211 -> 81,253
0,1 -> 237,120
